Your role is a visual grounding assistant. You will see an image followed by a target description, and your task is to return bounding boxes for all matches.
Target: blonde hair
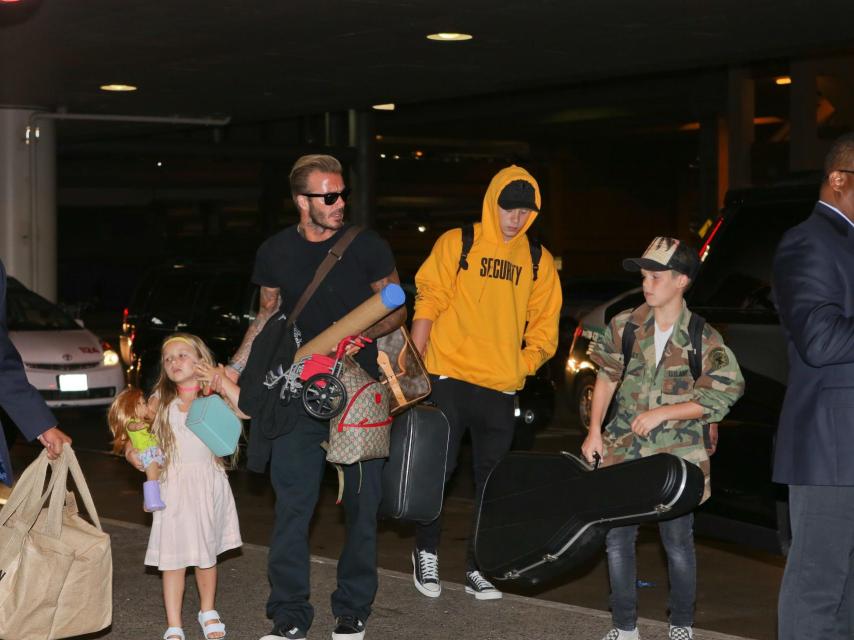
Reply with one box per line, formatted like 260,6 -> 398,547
107,385 -> 146,455
289,154 -> 342,206
151,333 -> 217,471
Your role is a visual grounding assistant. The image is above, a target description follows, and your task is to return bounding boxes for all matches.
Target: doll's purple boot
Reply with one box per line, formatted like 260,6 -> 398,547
143,480 -> 166,512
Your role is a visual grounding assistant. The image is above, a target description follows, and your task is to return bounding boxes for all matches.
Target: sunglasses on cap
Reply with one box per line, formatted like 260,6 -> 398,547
301,187 -> 351,206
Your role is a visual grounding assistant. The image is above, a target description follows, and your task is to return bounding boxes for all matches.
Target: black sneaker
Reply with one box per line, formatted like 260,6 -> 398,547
411,548 -> 441,597
259,622 -> 307,640
464,570 -> 502,600
668,626 -> 693,640
332,615 -> 365,640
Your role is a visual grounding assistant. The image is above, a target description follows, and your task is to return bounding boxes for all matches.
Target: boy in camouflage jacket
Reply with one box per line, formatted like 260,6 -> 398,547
581,237 -> 744,640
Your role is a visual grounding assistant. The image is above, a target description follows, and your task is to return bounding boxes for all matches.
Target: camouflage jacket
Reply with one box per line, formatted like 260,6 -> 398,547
590,302 -> 745,502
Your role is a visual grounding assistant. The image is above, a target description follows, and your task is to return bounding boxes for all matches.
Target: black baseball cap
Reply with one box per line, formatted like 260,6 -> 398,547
497,180 -> 539,212
622,237 -> 700,278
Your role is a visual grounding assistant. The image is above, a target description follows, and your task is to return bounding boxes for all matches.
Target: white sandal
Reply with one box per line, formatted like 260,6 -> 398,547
198,609 -> 226,639
163,627 -> 184,640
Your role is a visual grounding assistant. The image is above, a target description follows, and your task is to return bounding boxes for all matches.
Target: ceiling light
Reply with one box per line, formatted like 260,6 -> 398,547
372,103 -> 395,111
774,76 -> 792,86
417,225 -> 427,233
426,32 -> 473,42
100,84 -> 138,92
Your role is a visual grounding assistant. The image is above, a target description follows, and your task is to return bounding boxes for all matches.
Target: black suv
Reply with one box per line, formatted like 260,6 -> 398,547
121,264 -> 554,449
566,179 -> 820,554
121,263 -> 259,392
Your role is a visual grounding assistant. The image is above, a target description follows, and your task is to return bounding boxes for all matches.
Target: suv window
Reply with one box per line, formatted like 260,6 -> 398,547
689,201 -> 812,316
143,271 -> 206,326
204,273 -> 250,329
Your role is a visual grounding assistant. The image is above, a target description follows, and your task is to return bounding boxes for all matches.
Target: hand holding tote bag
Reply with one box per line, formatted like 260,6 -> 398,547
0,445 -> 112,640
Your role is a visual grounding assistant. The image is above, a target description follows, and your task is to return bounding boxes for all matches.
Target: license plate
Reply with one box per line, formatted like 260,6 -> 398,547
58,374 -> 88,392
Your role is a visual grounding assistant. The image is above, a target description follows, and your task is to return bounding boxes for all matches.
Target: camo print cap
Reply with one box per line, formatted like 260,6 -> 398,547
622,236 -> 699,278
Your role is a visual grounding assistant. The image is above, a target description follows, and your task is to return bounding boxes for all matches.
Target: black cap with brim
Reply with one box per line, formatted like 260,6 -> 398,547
498,180 -> 540,212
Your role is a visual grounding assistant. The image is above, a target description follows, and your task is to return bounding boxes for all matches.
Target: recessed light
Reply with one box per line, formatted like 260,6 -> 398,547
417,225 -> 427,233
372,103 -> 395,111
426,32 -> 473,42
774,76 -> 792,86
100,84 -> 138,92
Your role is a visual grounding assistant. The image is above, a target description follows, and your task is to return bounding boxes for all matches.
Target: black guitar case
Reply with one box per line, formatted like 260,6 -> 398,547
473,451 -> 704,586
379,404 -> 450,524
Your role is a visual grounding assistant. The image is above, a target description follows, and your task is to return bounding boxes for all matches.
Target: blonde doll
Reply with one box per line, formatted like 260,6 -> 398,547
130,333 -> 242,640
108,386 -> 165,512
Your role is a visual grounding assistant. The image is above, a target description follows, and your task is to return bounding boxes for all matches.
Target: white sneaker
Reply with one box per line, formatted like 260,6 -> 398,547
601,628 -> 640,640
464,570 -> 502,600
412,549 -> 441,597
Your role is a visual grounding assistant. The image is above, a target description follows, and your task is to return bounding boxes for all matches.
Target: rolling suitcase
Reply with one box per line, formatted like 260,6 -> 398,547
473,451 -> 704,586
379,404 -> 450,523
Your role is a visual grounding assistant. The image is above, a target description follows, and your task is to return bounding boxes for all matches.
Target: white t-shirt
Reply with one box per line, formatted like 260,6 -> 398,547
654,322 -> 674,365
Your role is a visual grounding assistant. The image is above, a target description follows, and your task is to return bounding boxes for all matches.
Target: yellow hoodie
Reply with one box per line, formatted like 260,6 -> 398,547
414,166 -> 562,392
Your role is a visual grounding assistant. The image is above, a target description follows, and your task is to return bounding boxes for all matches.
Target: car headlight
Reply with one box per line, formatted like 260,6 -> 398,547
102,349 -> 120,367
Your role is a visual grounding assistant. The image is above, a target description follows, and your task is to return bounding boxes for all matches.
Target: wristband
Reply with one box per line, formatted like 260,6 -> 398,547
228,361 -> 245,374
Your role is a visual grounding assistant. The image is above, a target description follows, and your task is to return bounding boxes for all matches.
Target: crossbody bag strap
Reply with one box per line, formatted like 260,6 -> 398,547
288,225 -> 362,326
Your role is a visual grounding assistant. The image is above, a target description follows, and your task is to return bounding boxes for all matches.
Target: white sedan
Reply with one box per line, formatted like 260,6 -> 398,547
7,278 -> 125,408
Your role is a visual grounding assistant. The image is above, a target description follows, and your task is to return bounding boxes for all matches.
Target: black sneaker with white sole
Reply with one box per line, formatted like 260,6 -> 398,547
464,570 -> 502,600
412,548 -> 441,597
332,615 -> 365,640
259,622 -> 307,640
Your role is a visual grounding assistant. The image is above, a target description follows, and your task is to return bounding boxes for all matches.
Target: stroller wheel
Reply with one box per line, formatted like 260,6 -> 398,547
302,373 -> 347,420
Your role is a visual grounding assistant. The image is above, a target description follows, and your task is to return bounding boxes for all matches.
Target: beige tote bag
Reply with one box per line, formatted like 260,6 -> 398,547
0,445 -> 112,640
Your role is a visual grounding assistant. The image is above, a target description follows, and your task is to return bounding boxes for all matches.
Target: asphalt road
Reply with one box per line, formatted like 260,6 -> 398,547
8,396 -> 784,640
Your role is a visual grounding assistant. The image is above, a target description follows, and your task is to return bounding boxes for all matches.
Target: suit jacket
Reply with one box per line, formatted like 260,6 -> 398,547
0,260 -> 56,485
772,202 -> 854,486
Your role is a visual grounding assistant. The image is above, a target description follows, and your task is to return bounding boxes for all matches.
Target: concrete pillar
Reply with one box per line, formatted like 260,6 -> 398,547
789,60 -> 821,172
0,107 -> 57,300
347,109 -> 376,228
727,68 -> 755,189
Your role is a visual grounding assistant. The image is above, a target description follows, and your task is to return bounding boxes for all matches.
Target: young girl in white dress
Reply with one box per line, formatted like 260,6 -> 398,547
133,333 -> 242,640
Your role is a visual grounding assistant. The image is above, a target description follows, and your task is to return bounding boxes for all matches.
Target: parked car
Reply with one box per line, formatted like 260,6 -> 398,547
123,267 -> 555,449
2,277 -> 125,446
563,178 -> 821,554
121,263 -> 259,392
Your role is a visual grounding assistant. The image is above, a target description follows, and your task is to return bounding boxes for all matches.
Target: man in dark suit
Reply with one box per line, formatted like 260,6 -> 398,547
0,258 -> 71,486
773,132 -> 854,639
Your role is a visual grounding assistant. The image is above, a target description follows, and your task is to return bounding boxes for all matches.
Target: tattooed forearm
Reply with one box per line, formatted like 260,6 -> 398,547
363,270 -> 406,339
229,286 -> 281,371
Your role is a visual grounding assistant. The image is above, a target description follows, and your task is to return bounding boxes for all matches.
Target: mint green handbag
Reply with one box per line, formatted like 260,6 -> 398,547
186,395 -> 241,456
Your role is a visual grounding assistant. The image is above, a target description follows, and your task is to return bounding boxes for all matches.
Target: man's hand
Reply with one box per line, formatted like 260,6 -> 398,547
37,427 -> 71,460
630,408 -> 665,437
224,366 -> 240,384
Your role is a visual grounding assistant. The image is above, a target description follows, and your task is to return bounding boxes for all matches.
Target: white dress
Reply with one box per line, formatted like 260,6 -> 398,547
144,400 -> 242,570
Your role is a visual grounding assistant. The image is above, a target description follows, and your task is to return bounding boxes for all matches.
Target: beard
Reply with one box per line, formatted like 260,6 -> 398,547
307,201 -> 345,231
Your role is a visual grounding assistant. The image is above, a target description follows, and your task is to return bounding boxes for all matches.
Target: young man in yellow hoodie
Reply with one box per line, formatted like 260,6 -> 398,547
410,165 -> 562,600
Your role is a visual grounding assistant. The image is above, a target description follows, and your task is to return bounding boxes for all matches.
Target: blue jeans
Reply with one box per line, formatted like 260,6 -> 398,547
605,513 -> 696,630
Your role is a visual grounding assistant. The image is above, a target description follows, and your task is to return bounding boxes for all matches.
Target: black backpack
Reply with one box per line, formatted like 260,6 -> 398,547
456,223 -> 542,281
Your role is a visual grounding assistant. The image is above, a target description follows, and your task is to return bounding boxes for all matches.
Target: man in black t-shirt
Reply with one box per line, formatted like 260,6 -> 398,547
226,155 -> 404,640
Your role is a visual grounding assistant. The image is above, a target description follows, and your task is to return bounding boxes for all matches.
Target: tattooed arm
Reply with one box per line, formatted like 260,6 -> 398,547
226,286 -> 281,381
363,269 -> 406,340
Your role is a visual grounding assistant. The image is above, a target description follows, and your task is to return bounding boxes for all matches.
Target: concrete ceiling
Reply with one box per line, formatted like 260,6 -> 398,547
2,0 -> 854,123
